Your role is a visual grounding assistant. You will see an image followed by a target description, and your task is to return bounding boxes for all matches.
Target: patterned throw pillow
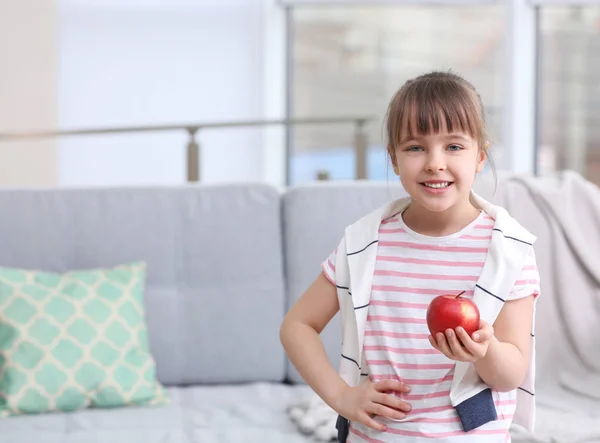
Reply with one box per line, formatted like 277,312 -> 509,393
0,261 -> 167,417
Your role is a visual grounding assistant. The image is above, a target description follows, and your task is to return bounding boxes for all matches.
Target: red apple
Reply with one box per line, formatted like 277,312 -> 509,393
426,291 -> 480,337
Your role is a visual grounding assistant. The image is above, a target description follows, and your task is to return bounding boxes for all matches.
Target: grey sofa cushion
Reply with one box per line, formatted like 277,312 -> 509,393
0,184 -> 286,386
282,181 -> 407,383
0,383 -> 314,443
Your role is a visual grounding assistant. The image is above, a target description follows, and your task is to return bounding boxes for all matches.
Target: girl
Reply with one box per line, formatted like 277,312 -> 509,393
280,71 -> 540,443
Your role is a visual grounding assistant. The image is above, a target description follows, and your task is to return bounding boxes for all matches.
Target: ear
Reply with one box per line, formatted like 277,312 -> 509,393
475,143 -> 488,173
388,145 -> 400,176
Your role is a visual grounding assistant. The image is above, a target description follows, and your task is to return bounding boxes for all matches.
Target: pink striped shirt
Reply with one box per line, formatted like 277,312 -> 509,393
322,210 -> 540,443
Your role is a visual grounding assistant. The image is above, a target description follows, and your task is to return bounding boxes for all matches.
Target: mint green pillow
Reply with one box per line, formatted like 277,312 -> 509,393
0,261 -> 167,417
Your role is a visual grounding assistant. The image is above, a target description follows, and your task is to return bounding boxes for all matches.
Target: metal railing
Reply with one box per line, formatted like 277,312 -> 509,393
0,116 -> 375,182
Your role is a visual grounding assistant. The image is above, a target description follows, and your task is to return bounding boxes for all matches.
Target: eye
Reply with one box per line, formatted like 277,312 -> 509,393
406,146 -> 424,152
447,144 -> 463,151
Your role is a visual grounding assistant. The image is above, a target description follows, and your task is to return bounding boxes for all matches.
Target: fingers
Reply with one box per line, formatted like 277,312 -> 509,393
360,380 -> 411,430
473,322 -> 494,342
432,330 -> 474,362
429,323 -> 493,361
445,329 -> 472,360
455,327 -> 477,349
456,327 -> 486,359
360,412 -> 387,432
374,392 -> 412,413
435,332 -> 452,356
373,379 -> 411,394
368,402 -> 407,421
428,335 -> 439,351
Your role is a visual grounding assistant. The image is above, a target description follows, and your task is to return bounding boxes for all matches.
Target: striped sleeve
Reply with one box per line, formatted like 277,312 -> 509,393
321,247 -> 337,286
507,246 -> 541,301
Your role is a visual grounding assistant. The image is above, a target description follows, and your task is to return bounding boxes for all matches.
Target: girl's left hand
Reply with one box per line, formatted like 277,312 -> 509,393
428,320 -> 494,362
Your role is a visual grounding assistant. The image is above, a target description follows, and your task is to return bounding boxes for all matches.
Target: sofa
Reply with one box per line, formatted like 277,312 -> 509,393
0,171 -> 598,443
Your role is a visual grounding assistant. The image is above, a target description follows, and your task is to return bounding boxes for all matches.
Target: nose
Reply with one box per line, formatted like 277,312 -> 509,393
425,150 -> 447,172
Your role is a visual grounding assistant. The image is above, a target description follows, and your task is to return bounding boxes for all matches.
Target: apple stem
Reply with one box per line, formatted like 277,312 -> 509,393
455,290 -> 466,299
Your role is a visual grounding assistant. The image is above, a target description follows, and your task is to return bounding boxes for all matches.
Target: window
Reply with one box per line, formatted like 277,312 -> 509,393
537,6 -> 600,187
289,5 -> 506,184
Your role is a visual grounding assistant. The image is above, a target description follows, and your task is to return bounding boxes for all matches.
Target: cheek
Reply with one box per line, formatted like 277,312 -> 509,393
457,164 -> 478,180
397,167 -> 421,191
396,156 -> 420,174
396,164 -> 416,184
452,154 -> 482,176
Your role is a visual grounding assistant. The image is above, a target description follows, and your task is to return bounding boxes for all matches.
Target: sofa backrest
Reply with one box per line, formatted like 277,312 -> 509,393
0,173 -> 588,388
0,184 -> 286,386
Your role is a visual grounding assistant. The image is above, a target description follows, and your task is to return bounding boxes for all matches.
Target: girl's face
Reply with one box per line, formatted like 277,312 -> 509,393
391,129 -> 486,215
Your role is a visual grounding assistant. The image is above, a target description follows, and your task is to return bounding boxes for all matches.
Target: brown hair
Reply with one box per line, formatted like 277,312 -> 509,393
384,71 -> 494,175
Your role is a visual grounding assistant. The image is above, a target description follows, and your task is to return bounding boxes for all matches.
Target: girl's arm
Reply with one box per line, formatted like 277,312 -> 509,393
473,295 -> 535,392
280,273 -> 349,407
432,249 -> 540,391
281,272 -> 413,431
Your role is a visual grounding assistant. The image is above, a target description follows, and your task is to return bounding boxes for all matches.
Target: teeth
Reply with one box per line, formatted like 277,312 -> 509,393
424,182 -> 450,189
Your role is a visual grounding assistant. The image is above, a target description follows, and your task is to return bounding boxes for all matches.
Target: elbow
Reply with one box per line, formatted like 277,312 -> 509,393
510,369 -> 530,393
491,381 -> 522,393
481,376 -> 520,393
483,369 -> 528,393
279,318 -> 290,348
477,340 -> 530,393
279,316 -> 297,351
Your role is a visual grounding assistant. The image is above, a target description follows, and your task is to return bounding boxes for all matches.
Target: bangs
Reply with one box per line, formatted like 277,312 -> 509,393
387,79 -> 485,146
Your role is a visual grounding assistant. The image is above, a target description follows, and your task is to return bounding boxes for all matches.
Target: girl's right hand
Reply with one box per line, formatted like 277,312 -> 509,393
334,378 -> 412,432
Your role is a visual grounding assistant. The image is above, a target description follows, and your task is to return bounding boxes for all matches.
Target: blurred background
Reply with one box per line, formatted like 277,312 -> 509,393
1,0 -> 599,188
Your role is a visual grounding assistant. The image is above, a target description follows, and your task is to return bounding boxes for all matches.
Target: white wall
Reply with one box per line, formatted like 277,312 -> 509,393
58,1 -> 282,186
0,0 -> 58,187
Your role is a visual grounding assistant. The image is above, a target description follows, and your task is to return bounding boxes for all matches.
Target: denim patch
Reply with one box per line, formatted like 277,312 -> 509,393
455,388 -> 498,432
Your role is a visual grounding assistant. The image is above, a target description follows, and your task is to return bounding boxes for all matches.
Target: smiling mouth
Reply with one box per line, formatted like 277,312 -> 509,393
420,181 -> 453,189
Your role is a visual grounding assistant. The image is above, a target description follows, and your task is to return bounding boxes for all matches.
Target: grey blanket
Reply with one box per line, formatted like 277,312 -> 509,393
504,171 -> 600,442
